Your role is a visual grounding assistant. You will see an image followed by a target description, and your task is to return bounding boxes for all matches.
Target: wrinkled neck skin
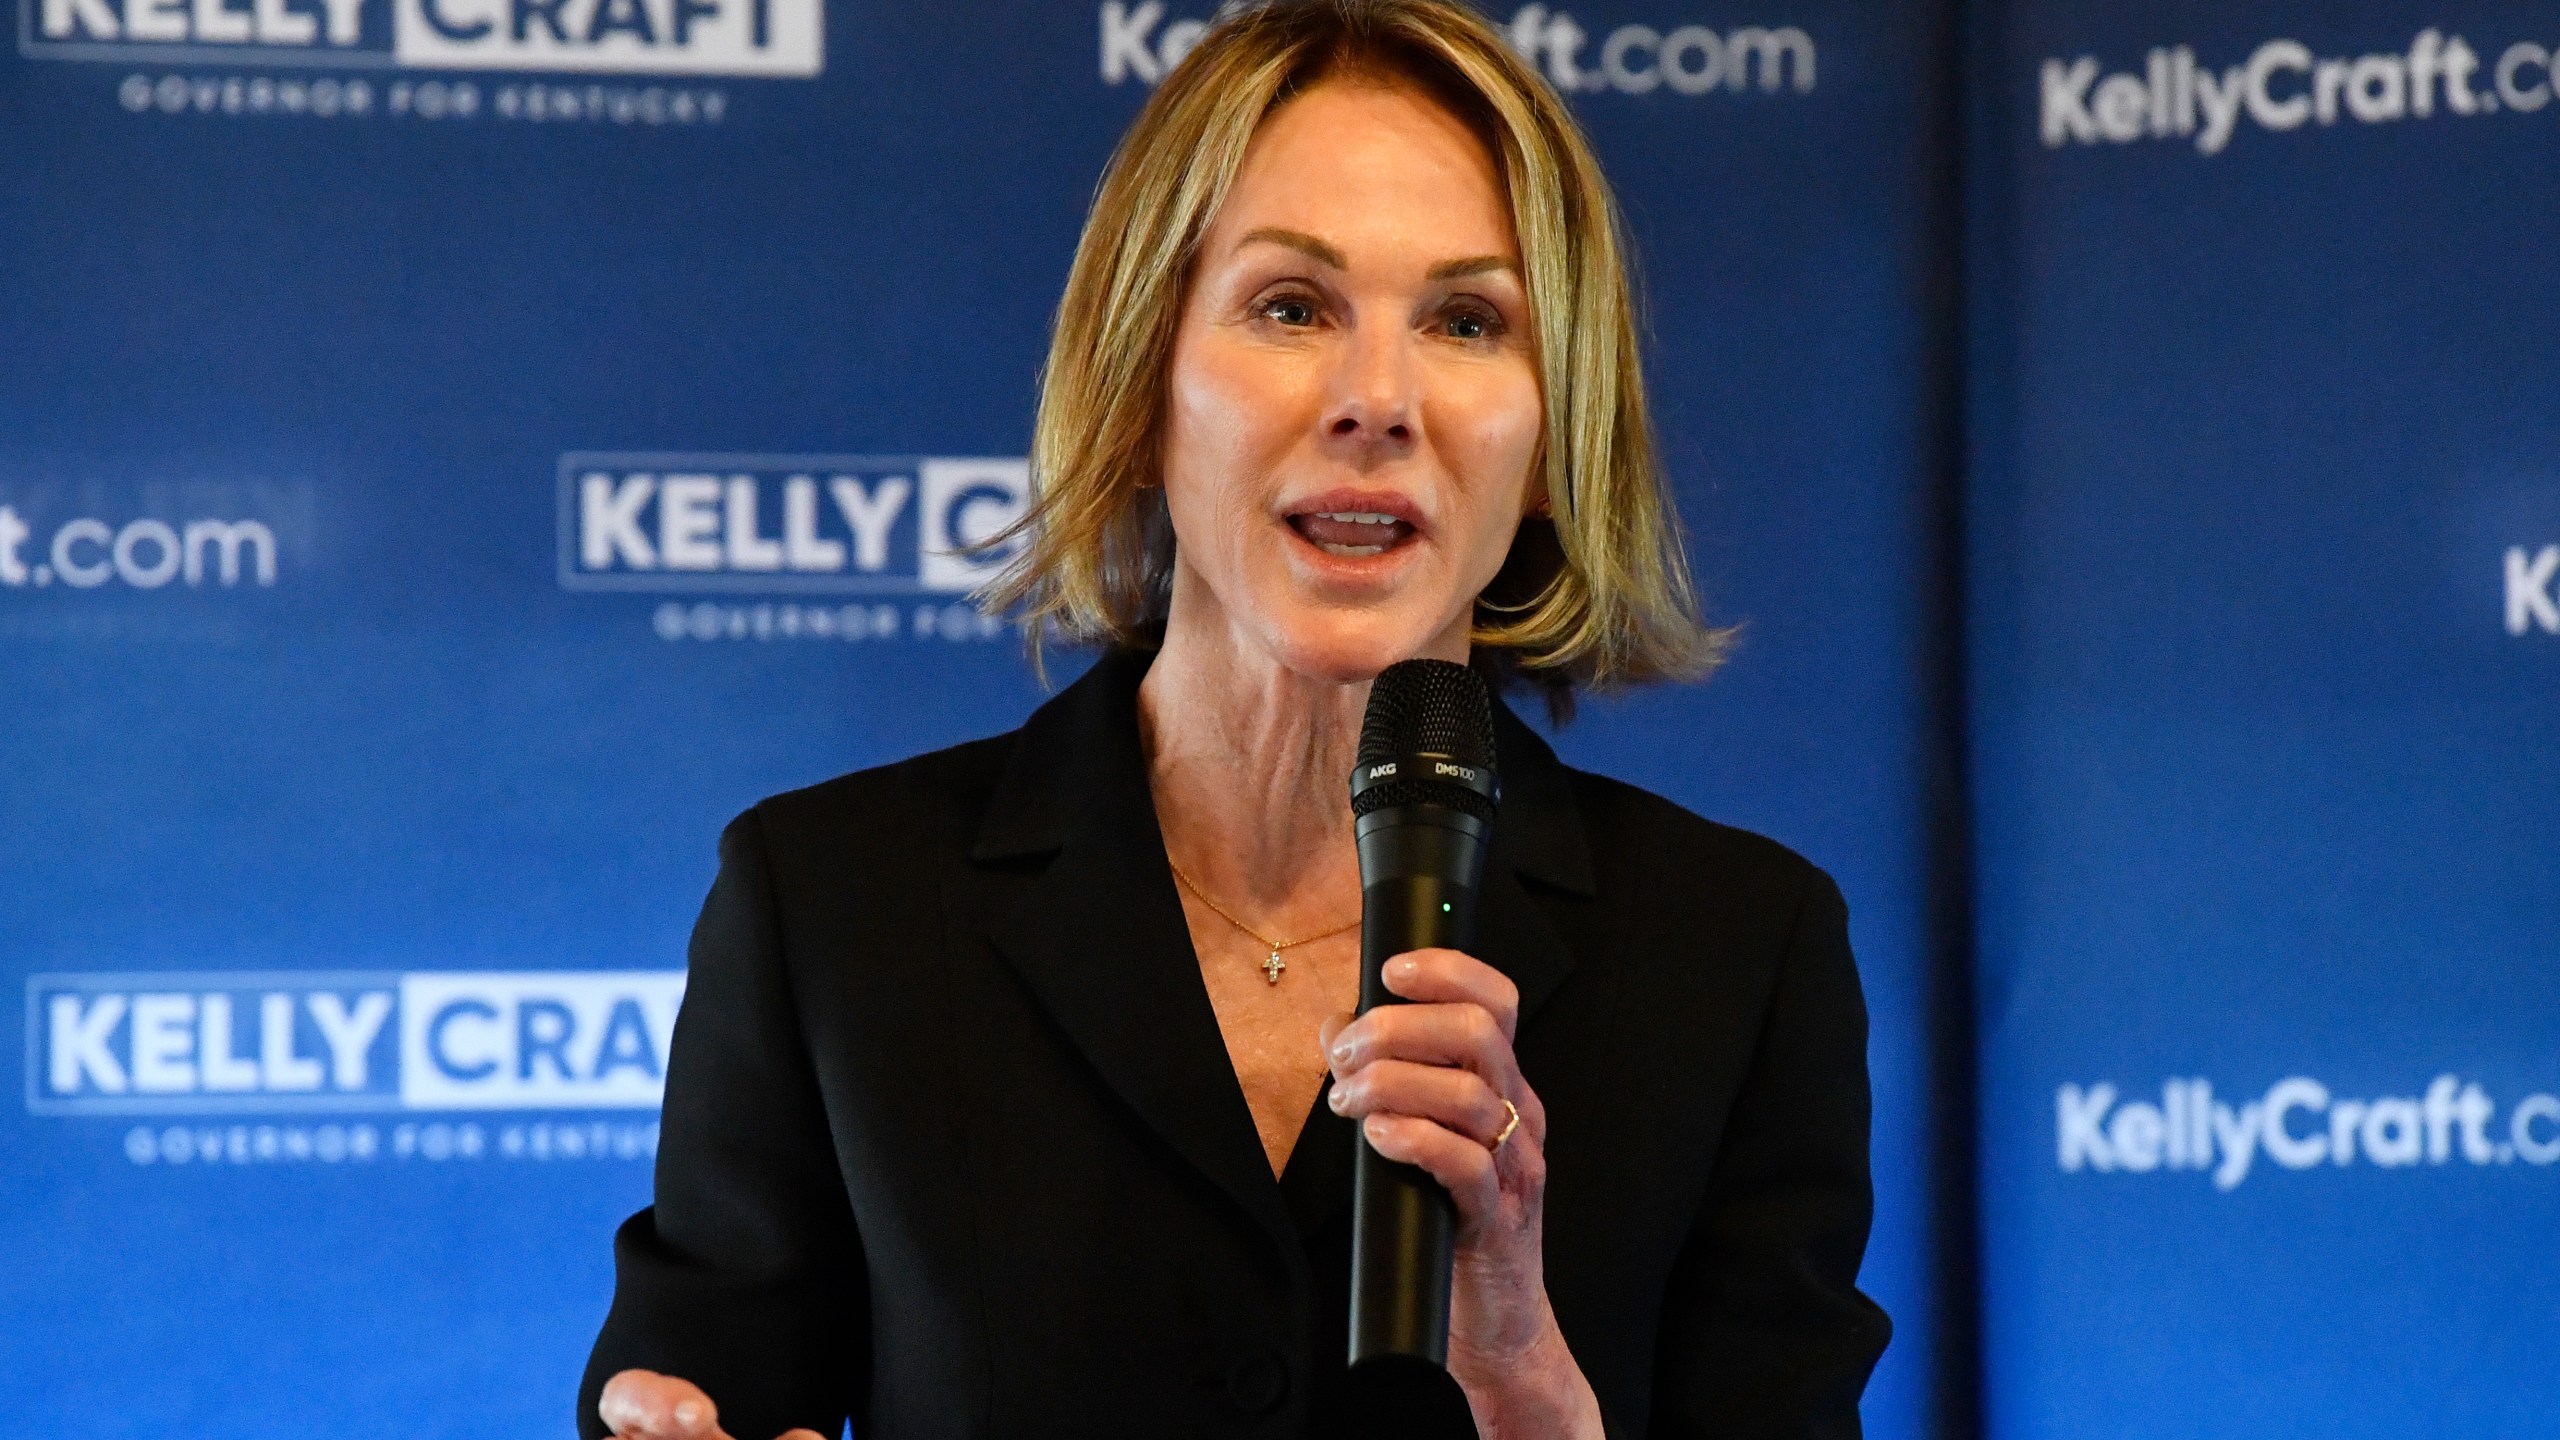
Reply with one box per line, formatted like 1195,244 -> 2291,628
1137,558 -> 1467,922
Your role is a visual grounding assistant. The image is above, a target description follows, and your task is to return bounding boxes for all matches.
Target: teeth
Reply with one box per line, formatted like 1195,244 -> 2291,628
1293,508 -> 1405,559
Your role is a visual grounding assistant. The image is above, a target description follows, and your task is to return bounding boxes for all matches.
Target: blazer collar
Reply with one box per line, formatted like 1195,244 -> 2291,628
971,648 -> 1595,899
964,648 -> 1592,1241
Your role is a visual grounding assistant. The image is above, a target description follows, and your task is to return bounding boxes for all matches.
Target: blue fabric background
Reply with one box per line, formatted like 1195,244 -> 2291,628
5,0 -> 2549,1435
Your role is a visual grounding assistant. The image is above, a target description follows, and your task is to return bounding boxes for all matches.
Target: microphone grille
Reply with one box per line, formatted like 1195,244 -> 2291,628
1353,660 -> 1498,820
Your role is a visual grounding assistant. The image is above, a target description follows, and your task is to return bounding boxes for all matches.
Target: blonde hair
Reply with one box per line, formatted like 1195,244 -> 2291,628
983,0 -> 1725,698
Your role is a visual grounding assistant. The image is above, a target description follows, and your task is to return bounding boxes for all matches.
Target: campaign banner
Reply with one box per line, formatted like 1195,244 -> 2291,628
1969,1 -> 2560,1435
0,2 -> 1955,1435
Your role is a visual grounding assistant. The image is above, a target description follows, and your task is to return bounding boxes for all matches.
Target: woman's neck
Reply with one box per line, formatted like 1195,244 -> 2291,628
1137,615 -> 1370,921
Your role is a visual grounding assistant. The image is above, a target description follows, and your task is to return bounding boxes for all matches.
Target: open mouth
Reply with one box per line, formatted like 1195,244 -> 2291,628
1286,509 -> 1418,559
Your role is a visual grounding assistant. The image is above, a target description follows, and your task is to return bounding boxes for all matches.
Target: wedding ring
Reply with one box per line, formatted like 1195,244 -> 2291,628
1488,1097 -> 1521,1151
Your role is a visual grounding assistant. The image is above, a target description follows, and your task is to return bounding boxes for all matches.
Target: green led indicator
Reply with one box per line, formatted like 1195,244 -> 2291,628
1440,902 -> 1452,912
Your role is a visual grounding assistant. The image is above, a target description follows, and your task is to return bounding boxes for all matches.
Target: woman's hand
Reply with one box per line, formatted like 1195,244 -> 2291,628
596,1369 -> 828,1440
1319,949 -> 1605,1440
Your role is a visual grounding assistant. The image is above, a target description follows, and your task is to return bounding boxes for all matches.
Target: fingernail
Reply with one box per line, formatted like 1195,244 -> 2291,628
1394,955 -> 1419,978
674,1401 -> 700,1427
1327,1086 -> 1347,1112
1330,1041 -> 1351,1065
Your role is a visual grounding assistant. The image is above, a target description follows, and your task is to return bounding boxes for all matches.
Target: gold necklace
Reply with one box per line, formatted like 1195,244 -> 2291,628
1165,858 -> 1359,985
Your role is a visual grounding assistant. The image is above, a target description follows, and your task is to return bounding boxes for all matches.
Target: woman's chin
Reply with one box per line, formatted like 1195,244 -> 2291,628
1252,610 -> 1467,687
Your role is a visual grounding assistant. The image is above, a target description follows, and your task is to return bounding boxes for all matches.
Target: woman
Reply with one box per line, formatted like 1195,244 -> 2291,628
581,2 -> 1888,1436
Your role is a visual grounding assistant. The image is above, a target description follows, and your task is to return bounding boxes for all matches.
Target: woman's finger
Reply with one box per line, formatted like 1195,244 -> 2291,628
1317,1011 -> 1352,1059
1328,998 -> 1518,1089
598,1369 -> 736,1440
1329,1056 -> 1514,1145
1378,949 -> 1520,1039
1360,1111 -> 1508,1220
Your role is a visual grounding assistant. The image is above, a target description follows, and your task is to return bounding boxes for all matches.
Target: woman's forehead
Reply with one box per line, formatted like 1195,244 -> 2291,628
1204,79 -> 1518,267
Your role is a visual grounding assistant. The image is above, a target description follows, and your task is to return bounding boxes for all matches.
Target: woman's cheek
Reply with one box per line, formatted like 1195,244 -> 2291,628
1451,378 -> 1545,576
1164,362 -> 1256,518
1490,371 -> 1545,488
1181,346 -> 1304,491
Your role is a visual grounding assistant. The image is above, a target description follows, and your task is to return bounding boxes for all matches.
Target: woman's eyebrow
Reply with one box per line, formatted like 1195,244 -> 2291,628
1233,228 -> 1519,283
1236,227 -> 1347,269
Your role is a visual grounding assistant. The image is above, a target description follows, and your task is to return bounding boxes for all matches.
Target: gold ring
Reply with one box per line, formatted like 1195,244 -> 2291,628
1488,1098 -> 1521,1151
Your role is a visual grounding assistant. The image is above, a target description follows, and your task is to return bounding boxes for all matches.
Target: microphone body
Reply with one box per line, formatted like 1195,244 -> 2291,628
1349,802 -> 1489,1367
1346,660 -> 1500,1380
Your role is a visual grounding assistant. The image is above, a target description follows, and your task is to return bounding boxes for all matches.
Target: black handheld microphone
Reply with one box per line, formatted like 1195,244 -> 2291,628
1346,658 -> 1499,1386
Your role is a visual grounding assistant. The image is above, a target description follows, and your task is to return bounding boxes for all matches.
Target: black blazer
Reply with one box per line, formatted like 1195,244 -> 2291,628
579,649 -> 1888,1439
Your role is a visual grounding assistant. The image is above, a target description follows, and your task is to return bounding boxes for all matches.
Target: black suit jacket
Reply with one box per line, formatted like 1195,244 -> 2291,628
579,648 -> 1888,1439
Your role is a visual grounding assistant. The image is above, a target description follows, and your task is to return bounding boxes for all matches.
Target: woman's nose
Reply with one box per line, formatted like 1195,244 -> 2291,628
1319,327 -> 1418,455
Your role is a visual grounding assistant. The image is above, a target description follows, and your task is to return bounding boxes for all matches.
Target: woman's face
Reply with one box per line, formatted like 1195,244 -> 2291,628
1159,78 -> 1544,685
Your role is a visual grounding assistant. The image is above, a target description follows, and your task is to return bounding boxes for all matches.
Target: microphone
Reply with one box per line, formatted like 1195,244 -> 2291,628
1345,658 -> 1499,1389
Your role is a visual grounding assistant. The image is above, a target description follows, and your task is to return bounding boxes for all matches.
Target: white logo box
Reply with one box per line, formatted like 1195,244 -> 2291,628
19,0 -> 821,76
26,970 -> 685,1115
558,450 -> 1031,596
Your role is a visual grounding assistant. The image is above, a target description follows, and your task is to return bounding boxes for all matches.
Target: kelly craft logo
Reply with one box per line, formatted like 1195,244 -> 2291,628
28,970 -> 684,1115
561,451 -> 1029,644
1101,3 -> 1816,97
561,451 -> 1029,597
2042,28 -> 2560,156
2058,1074 -> 2560,1190
20,0 -> 821,75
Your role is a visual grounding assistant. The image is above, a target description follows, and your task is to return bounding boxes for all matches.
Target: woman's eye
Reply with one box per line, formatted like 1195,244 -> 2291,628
1442,307 -> 1502,341
1259,296 -> 1319,327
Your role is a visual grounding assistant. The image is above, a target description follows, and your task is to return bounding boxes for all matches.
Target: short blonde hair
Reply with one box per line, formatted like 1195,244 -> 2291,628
984,0 -> 1724,698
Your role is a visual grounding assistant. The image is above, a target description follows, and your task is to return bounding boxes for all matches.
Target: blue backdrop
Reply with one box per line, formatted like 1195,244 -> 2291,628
0,3 -> 1956,1434
7,0 -> 2549,1436
1968,1 -> 2560,1437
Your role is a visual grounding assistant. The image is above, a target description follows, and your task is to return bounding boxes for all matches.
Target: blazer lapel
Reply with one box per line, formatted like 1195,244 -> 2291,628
1470,866 -> 1578,1035
1472,701 -> 1594,1035
965,652 -> 1295,1243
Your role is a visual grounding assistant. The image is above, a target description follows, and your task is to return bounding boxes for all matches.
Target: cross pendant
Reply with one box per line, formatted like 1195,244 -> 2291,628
1262,947 -> 1286,984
